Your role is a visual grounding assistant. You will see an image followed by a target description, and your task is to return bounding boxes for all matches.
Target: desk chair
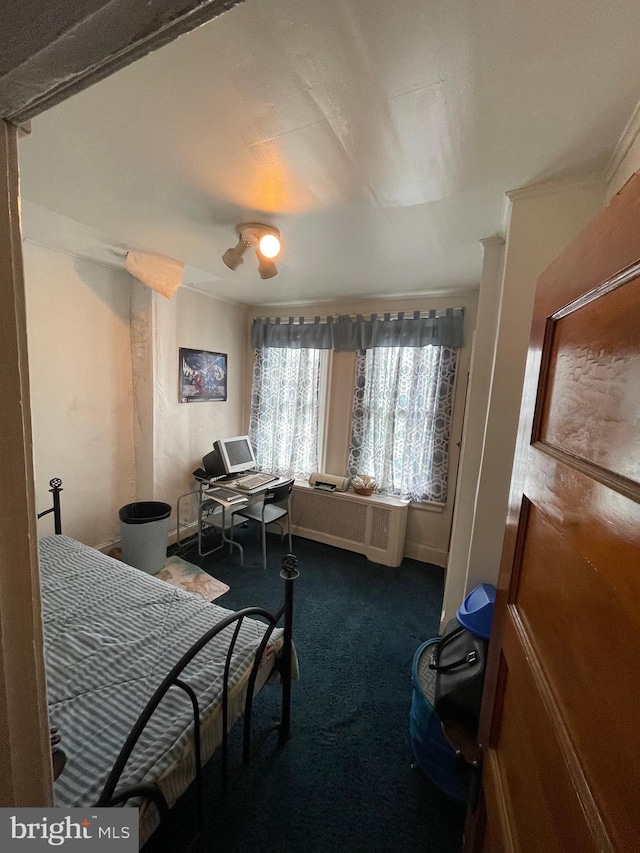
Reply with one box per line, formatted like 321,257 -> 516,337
233,479 -> 294,570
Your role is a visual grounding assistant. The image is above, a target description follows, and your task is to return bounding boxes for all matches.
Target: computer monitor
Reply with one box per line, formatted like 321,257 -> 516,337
202,446 -> 226,479
215,435 -> 257,475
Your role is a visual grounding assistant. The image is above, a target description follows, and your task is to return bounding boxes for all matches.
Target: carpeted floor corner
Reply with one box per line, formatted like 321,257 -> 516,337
147,529 -> 466,853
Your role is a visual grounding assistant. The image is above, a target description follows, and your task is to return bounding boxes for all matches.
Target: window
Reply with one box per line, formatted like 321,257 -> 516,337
249,347 -> 324,479
249,309 -> 463,499
347,345 -> 458,503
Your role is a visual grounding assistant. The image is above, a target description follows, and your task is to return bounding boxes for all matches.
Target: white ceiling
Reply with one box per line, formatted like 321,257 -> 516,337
17,0 -> 640,305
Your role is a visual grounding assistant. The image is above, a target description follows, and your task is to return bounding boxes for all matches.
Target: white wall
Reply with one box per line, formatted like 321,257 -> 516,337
446,236 -> 505,600
247,290 -> 479,567
24,243 -> 250,547
24,243 -> 136,546
150,286 -> 250,534
440,177 -> 605,625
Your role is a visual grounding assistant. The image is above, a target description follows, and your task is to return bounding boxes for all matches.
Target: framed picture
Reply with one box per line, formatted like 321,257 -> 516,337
179,347 -> 227,403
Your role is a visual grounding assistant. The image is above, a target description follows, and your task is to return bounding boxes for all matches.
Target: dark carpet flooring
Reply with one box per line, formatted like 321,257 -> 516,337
144,526 -> 466,853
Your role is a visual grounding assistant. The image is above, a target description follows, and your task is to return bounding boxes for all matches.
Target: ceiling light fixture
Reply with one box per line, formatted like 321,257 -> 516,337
222,223 -> 281,279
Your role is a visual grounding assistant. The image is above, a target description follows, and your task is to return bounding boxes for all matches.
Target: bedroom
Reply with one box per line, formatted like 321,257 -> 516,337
1,0 -> 640,849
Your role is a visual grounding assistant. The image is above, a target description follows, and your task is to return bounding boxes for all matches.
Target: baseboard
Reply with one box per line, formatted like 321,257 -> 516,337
97,521 -> 198,555
96,537 -> 123,555
97,516 -> 249,557
99,525 -> 446,569
404,541 -> 447,568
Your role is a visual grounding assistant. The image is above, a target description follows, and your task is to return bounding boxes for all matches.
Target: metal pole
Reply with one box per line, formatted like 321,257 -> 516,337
50,478 -> 63,534
279,553 -> 299,744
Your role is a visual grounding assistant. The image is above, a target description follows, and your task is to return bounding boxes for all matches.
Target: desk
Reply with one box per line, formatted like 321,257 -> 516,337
176,484 -> 245,561
215,475 -> 290,495
176,477 -> 289,563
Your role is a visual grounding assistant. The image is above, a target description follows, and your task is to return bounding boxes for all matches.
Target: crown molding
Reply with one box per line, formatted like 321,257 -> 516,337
505,171 -> 605,203
249,285 -> 480,312
605,97 -> 640,184
179,281 -> 245,307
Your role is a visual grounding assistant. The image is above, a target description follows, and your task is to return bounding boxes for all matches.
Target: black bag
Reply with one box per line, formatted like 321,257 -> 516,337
429,618 -> 488,733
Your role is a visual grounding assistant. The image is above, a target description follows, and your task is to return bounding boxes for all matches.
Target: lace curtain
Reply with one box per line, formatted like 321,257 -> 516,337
249,347 -> 321,479
347,345 -> 458,503
250,308 -> 463,499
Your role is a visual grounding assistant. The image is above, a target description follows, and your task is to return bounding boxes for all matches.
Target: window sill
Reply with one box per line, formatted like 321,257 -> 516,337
294,481 -> 409,507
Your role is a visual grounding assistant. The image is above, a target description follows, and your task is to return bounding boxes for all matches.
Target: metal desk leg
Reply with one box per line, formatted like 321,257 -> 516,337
198,500 -> 226,558
222,505 -> 244,566
177,489 -> 201,547
198,500 -> 244,565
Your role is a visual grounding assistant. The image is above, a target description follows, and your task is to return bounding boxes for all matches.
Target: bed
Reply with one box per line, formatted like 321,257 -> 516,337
38,481 -> 299,846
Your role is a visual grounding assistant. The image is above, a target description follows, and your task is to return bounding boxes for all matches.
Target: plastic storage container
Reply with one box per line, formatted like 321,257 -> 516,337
409,638 -> 470,801
456,583 -> 497,639
119,501 -> 171,575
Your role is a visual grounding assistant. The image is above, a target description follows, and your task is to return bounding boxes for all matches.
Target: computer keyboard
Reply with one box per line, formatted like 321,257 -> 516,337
234,472 -> 278,491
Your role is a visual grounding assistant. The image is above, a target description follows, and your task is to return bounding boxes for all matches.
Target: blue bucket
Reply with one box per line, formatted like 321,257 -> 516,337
409,639 -> 470,801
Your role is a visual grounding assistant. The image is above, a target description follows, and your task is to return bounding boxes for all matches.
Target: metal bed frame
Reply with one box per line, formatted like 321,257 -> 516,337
38,478 -> 298,830
37,477 -> 63,534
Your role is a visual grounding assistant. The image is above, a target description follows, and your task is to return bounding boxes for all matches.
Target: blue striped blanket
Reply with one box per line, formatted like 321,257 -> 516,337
40,535 -> 283,817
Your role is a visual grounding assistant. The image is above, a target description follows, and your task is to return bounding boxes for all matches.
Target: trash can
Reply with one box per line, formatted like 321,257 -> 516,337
119,501 -> 172,575
409,638 -> 470,801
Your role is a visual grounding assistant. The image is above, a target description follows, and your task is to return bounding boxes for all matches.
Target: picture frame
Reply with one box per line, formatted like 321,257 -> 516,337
179,347 -> 227,403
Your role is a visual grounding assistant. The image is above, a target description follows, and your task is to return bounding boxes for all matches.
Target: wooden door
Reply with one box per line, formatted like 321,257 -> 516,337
466,172 -> 640,852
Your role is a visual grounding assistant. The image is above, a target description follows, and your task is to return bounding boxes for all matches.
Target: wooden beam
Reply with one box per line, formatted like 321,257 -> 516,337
0,118 -> 52,806
0,0 -> 244,123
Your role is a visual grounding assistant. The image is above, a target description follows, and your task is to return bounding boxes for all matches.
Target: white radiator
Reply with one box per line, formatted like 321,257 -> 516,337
290,482 -> 409,567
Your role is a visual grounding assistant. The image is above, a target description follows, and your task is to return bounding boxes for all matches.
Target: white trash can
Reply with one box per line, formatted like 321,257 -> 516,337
119,501 -> 171,575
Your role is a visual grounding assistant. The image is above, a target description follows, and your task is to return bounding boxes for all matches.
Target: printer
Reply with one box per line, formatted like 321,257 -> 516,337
308,472 -> 351,492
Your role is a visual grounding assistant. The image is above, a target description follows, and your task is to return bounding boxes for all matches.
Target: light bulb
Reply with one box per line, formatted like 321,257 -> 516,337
258,233 -> 280,259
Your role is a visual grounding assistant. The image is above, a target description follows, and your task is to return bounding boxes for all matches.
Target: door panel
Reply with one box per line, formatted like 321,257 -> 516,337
523,451 -> 640,605
481,745 -> 510,853
492,617 -> 600,853
515,505 -> 640,843
539,278 -> 640,481
467,172 -> 640,853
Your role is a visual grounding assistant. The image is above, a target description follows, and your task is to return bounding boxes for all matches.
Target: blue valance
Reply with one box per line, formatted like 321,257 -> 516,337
251,308 -> 464,350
